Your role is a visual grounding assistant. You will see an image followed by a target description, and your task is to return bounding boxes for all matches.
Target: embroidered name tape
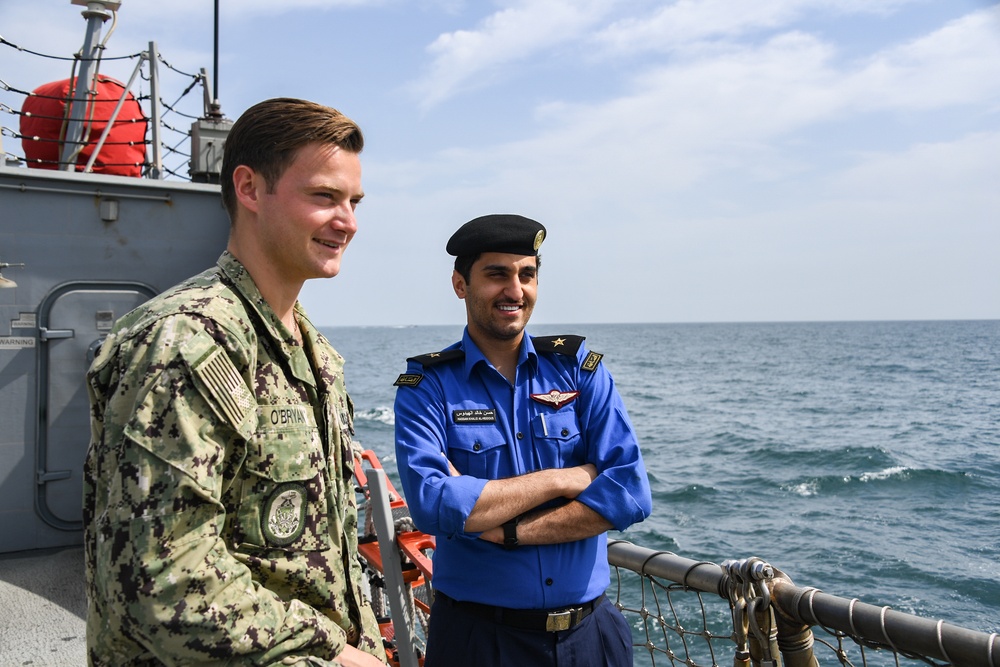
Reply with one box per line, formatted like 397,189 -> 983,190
453,409 -> 497,424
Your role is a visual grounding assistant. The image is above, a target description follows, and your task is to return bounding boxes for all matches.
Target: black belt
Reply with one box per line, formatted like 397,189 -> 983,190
437,592 -> 601,632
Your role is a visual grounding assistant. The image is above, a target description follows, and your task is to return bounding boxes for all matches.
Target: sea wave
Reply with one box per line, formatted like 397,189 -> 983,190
355,406 -> 395,426
783,466 -> 975,496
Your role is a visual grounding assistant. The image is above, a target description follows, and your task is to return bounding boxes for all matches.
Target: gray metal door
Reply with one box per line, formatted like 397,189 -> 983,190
38,282 -> 155,529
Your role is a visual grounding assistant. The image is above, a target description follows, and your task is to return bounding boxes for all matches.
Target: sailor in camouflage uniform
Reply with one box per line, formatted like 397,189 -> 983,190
83,99 -> 386,666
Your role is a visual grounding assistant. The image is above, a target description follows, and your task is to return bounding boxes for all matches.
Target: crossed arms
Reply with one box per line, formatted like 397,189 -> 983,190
460,463 -> 613,545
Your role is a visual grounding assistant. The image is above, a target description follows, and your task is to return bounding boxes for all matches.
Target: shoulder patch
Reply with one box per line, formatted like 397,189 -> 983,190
394,373 -> 423,387
532,335 -> 585,356
181,329 -> 256,436
407,349 -> 465,367
581,351 -> 604,373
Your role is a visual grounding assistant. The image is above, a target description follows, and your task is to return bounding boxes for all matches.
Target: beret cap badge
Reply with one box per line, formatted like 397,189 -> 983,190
447,214 -> 547,257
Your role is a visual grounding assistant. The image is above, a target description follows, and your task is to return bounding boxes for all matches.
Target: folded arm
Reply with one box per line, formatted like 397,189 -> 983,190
478,499 -> 613,546
462,463 -> 596,532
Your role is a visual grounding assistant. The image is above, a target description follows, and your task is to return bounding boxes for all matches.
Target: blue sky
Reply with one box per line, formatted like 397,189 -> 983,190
3,0 -> 998,326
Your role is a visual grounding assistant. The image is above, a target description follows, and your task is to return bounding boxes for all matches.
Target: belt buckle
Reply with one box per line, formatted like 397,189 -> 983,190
545,609 -> 574,632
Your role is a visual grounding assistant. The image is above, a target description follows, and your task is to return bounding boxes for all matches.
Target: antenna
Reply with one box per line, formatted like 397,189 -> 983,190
189,0 -> 231,182
214,0 -> 220,103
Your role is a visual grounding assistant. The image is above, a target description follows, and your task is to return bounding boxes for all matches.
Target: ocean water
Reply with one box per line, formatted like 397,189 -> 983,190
323,320 -> 1000,636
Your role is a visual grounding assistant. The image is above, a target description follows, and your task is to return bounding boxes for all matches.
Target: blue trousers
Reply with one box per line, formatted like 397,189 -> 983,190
423,593 -> 633,667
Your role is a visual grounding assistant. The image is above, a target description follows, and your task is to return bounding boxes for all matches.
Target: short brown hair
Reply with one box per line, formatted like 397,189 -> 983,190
220,98 -> 364,220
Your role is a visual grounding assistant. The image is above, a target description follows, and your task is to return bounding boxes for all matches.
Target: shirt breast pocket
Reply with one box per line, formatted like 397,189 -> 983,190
532,410 -> 584,467
237,419 -> 332,553
446,425 -> 509,478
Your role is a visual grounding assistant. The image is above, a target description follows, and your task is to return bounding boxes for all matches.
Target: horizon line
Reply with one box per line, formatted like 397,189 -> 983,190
316,317 -> 1000,328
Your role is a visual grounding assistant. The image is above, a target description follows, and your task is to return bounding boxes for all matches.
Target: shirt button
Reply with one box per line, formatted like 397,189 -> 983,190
545,578 -> 553,586
473,442 -> 482,451
516,432 -> 524,440
561,428 -> 569,436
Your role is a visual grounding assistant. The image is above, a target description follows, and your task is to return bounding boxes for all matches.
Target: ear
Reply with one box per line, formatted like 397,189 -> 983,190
232,164 -> 262,214
452,270 -> 467,299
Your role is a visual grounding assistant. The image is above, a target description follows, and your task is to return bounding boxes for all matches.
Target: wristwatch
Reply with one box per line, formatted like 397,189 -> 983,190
502,517 -> 519,550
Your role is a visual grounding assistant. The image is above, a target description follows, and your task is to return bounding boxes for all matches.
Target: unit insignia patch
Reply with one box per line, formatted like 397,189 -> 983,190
262,483 -> 307,546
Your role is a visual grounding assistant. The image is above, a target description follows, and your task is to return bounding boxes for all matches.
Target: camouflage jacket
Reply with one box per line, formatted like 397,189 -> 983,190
83,252 -> 384,666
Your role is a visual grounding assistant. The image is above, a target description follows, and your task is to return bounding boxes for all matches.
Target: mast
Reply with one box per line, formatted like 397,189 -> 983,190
60,0 -> 121,171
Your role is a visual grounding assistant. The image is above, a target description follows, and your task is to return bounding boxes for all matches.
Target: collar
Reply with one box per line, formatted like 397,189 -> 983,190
216,251 -> 321,387
460,327 -> 537,379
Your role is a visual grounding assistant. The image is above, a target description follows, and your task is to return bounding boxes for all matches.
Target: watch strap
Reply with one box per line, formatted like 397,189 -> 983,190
502,517 -> 519,550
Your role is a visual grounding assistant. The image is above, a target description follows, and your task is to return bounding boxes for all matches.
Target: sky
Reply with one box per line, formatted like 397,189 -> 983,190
1,0 -> 998,327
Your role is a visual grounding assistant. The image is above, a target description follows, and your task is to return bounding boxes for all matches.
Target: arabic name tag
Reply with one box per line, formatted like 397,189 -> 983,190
453,409 -> 497,424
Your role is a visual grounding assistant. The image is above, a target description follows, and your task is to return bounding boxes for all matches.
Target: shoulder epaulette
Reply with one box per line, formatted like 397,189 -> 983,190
532,335 -> 585,356
407,349 -> 466,367
394,349 -> 465,388
581,350 -> 603,373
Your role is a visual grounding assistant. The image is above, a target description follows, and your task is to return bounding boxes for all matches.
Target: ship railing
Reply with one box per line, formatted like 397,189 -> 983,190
607,539 -> 1000,667
355,458 -> 998,667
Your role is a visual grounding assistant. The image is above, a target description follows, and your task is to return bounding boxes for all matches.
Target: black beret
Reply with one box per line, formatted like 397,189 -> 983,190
446,214 -> 546,257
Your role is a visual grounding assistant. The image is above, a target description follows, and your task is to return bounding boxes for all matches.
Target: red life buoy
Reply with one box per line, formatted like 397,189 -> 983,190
20,76 -> 147,177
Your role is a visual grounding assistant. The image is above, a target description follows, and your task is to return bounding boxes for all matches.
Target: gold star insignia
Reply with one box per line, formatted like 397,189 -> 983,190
552,337 -> 566,347
429,353 -> 441,358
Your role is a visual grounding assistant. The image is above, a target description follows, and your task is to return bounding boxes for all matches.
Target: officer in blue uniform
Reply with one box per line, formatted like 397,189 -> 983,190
393,214 -> 652,666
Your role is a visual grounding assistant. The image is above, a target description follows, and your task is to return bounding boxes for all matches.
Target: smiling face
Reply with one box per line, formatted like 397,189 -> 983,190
232,141 -> 363,298
453,252 -> 538,345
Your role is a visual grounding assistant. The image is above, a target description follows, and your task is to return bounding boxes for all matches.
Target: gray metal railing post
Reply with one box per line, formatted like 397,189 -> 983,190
82,52 -> 146,173
147,41 -> 163,179
368,469 -> 420,667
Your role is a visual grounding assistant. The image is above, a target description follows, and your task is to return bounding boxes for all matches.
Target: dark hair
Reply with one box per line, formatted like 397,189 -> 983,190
220,97 -> 364,220
454,253 -> 541,283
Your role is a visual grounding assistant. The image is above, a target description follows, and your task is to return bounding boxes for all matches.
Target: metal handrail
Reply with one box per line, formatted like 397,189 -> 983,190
607,539 -> 1000,667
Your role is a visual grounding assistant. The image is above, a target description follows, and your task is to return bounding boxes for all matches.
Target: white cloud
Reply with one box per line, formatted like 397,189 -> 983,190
408,0 -> 616,108
594,0 -> 921,55
847,7 -> 1000,111
222,0 -> 388,17
343,3 -> 999,324
502,5 -> 1000,203
380,30 -> 845,208
830,130 -> 1000,205
393,5 -> 999,208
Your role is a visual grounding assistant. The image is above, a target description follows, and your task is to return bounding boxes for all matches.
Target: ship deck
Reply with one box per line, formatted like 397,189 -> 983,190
0,546 -> 86,665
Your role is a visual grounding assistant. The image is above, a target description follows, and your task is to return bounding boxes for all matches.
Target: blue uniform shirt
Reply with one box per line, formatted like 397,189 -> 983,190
393,328 -> 652,609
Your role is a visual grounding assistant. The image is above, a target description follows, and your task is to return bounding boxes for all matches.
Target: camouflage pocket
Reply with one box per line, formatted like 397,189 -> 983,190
235,405 -> 333,552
